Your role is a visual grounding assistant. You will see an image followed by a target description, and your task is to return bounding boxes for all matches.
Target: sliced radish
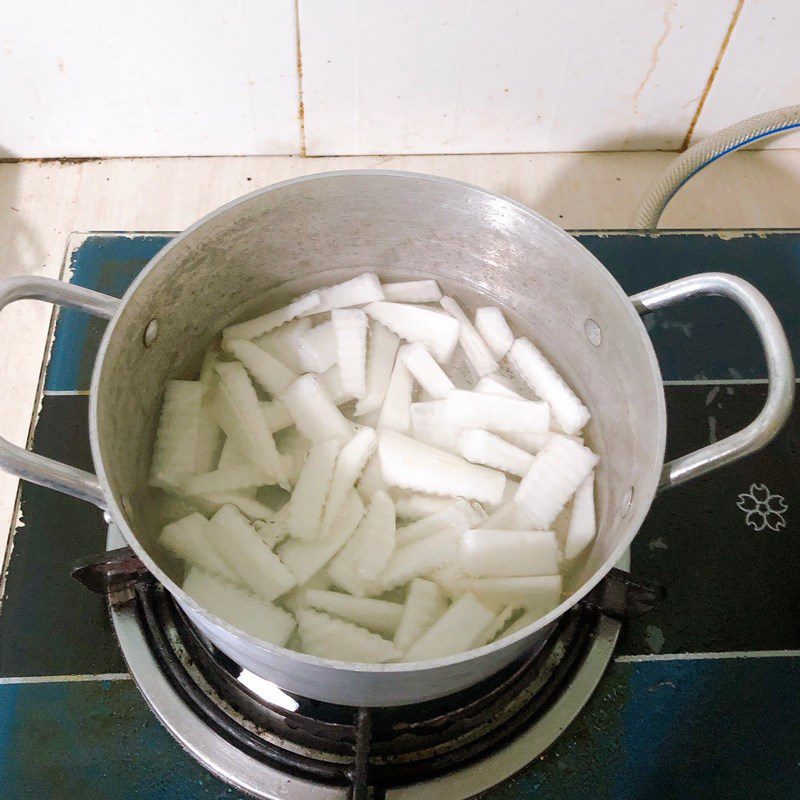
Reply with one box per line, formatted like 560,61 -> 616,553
399,342 -> 454,399
301,273 -> 385,315
480,500 -> 536,531
298,321 -> 338,373
296,608 -> 400,663
252,512 -> 289,548
473,604 -> 518,647
443,389 -> 549,434
498,607 -> 544,639
213,363 -> 289,489
508,338 -> 590,435
409,401 -> 463,454
223,339 -> 297,396
564,471 -> 596,559
209,505 -> 296,601
223,293 -> 321,341
318,364 -> 353,405
453,575 -> 562,609
278,491 -> 364,584
393,579 -> 448,650
394,493 -> 485,525
332,308 -> 368,399
149,380 -> 205,491
364,302 -> 459,363
276,427 -> 310,485
280,374 -> 354,444
260,399 -> 294,434
194,401 -> 224,474
457,429 -> 534,477
378,430 -> 506,505
354,490 -> 396,581
474,307 -> 514,360
474,373 -> 519,397
377,354 -> 412,431
183,568 -> 295,647
305,589 -> 403,637
354,321 -> 400,416
440,296 -> 497,377
159,513 -> 237,582
217,436 -> 246,469
355,453 -> 386,502
403,593 -> 494,661
254,317 -> 311,373
288,440 -> 340,540
514,435 -> 598,528
379,527 -> 461,590
395,503 -> 471,547
382,279 -> 442,303
459,529 -> 559,577
281,569 -> 332,614
198,348 -> 220,386
183,464 -> 268,496
320,427 -> 376,536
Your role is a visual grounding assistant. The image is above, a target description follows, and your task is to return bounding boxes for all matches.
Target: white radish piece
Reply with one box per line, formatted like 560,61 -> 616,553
457,429 -> 534,477
409,401 -> 463,454
395,504 -> 471,547
394,493 -> 485,526
208,495 -> 272,526
507,338 -> 590,435
194,402 -> 224,474
480,500 -> 536,531
459,530 -> 559,577
356,453 -> 386,502
354,321 -> 400,416
453,575 -> 562,609
474,373 -> 517,397
393,579 -> 448,650
213,363 -> 289,489
223,339 -> 297,396
443,389 -> 549,434
380,527 -> 461,590
302,273 -> 385,315
254,317 -> 311,374
399,342 -> 454,399
298,321 -> 338,373
318,364 -> 353,405
276,427 -> 310,485
209,505 -> 296,601
288,440 -> 340,540
474,307 -> 514,360
382,279 -> 442,303
159,513 -> 238,582
404,593 -> 494,661
305,590 -> 404,637
281,570 -> 332,614
440,296 -> 497,377
183,464 -> 269,496
280,375 -> 353,444
296,608 -> 400,663
320,427 -> 376,536
514,436 -> 598,528
217,436 -> 247,469
377,355 -> 412,432
331,309 -> 368,399
354,490 -> 396,581
223,293 -> 321,341
378,430 -> 506,505
278,491 -> 364,584
253,505 -> 290,548
364,302 -> 459,363
199,348 -> 220,386
149,380 -> 205,491
183,568 -> 295,647
473,604 -> 518,648
564,471 -> 596,559
261,399 -> 294,434
498,607 -> 543,639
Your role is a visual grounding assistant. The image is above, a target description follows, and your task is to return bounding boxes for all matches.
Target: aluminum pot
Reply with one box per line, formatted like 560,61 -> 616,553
0,171 -> 793,706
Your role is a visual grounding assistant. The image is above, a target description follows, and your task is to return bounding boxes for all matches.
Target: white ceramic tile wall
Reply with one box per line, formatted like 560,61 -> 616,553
691,0 -> 800,149
0,0 -> 301,157
299,0 -> 736,155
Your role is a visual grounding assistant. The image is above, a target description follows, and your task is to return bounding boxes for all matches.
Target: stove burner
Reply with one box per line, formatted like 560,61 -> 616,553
134,581 -> 614,797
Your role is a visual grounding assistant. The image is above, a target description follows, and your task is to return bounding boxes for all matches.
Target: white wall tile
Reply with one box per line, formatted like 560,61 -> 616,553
0,0 -> 301,157
691,0 -> 800,149
299,0 -> 737,155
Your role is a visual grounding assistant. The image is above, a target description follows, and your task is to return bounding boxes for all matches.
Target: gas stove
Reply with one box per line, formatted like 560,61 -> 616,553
1,230 -> 798,799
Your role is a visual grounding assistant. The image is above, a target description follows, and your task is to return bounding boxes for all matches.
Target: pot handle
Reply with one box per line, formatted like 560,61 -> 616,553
630,272 -> 794,491
0,276 -> 120,508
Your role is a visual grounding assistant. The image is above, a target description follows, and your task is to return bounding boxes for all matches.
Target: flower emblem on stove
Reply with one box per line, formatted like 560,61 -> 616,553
736,484 -> 787,531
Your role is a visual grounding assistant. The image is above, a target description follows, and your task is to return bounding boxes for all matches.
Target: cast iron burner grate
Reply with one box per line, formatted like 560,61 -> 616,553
137,581 -> 610,798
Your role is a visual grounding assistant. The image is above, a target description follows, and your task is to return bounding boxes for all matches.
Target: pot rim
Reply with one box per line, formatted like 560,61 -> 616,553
89,169 -> 667,675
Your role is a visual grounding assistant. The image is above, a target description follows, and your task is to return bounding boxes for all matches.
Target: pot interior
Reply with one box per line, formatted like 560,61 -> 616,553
93,171 -> 665,609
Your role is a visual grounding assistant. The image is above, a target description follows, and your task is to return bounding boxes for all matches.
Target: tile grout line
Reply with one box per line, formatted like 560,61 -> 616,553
616,649 -> 800,664
681,0 -> 746,150
0,673 -> 132,685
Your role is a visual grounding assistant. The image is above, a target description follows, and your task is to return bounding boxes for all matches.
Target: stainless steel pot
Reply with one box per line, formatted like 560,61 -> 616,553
0,171 -> 793,706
